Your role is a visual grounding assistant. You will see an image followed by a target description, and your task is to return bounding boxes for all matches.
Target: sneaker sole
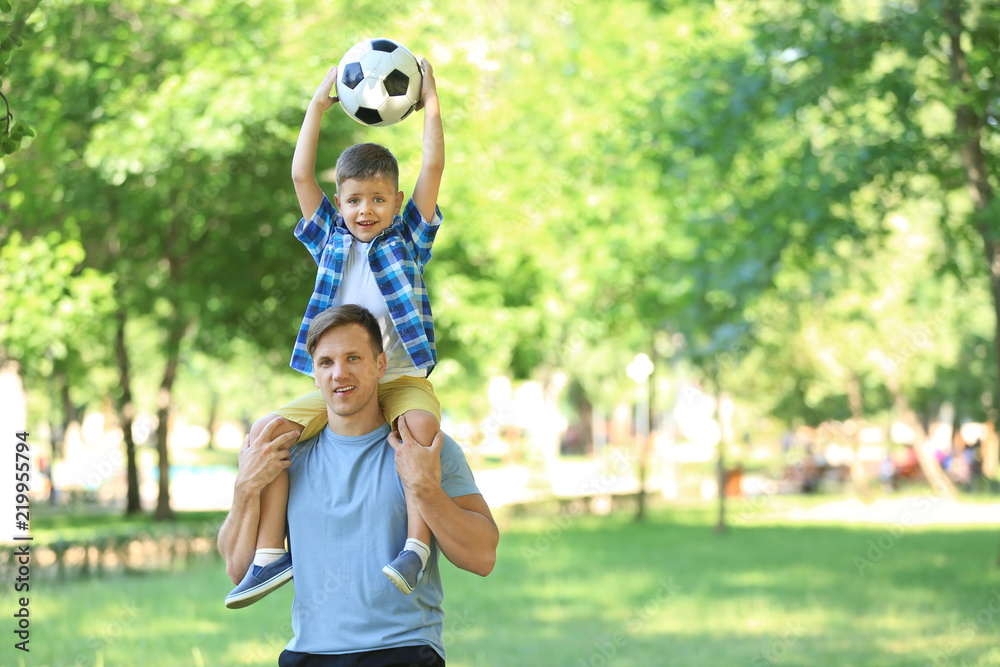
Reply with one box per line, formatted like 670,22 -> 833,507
225,567 -> 294,609
382,564 -> 415,595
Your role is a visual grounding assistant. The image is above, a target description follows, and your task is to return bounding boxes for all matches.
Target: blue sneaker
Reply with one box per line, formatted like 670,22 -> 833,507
225,552 -> 293,609
382,550 -> 423,595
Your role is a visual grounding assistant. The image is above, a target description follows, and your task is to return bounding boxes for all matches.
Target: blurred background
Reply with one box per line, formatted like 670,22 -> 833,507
1,0 -> 999,665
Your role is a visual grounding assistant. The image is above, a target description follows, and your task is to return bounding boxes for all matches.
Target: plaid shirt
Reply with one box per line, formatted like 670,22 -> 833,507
290,194 -> 442,377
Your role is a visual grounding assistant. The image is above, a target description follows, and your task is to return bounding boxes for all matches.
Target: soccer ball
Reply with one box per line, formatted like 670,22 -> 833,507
336,38 -> 423,127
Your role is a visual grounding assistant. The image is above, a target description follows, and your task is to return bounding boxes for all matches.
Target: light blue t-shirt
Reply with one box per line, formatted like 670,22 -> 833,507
284,421 -> 481,659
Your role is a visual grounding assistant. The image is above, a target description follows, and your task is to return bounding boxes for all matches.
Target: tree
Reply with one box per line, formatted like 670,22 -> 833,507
0,0 -> 40,156
667,0 -> 999,420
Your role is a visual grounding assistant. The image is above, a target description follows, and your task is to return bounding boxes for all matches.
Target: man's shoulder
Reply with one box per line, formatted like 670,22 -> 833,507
438,431 -> 463,455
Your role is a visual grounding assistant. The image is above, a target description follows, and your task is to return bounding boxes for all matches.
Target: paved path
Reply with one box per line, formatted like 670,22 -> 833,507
771,497 -> 1000,526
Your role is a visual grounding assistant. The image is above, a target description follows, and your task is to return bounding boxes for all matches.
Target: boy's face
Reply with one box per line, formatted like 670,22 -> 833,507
334,176 -> 405,243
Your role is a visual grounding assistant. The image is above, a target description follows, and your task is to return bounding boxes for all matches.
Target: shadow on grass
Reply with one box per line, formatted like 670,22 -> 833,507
443,509 -> 1000,667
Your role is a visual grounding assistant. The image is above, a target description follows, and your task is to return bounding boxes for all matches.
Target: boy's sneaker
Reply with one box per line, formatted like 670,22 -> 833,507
382,550 -> 423,595
225,552 -> 293,609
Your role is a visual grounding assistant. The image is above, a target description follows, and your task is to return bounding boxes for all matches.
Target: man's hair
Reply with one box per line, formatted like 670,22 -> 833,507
306,305 -> 384,359
335,143 -> 399,192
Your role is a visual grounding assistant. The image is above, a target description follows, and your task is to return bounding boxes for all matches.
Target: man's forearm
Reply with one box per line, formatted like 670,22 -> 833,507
217,483 -> 263,584
414,487 -> 497,576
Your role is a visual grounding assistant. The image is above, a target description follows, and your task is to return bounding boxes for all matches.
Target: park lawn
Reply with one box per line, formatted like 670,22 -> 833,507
15,503 -> 1000,667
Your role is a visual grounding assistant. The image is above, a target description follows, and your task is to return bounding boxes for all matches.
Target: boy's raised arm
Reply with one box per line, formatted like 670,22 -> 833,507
411,59 -> 445,224
291,66 -> 340,221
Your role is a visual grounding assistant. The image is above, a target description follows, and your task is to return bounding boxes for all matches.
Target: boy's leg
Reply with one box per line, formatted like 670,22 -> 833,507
225,414 -> 302,609
383,409 -> 438,595
254,415 -> 301,549
398,410 -> 438,545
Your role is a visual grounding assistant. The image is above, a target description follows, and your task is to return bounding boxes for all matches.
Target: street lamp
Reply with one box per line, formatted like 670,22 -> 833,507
627,353 -> 654,521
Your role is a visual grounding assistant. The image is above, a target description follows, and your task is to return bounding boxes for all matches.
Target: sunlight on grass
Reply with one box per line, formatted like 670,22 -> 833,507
25,506 -> 1000,666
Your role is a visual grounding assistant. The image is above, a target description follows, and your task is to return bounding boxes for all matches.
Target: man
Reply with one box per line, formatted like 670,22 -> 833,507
218,305 -> 499,666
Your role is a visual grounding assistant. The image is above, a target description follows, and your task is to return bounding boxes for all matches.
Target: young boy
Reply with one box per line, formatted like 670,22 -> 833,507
225,57 -> 445,608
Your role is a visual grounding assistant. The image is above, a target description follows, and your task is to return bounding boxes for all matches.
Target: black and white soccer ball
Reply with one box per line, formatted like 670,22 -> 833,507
335,38 -> 423,127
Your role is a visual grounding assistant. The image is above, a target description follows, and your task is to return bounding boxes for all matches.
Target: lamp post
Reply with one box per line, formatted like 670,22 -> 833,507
627,353 -> 654,521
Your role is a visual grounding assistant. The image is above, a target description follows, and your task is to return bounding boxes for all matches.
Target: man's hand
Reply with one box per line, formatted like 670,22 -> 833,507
311,65 -> 340,112
388,415 -> 442,493
236,417 -> 298,496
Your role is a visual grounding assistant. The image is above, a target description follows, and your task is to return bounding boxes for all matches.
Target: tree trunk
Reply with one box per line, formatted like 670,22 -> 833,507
890,384 -> 958,499
154,318 -> 187,521
944,2 -> 998,422
635,370 -> 654,523
845,371 -> 871,500
943,0 -> 998,565
55,359 -> 82,461
206,390 -> 219,450
577,392 -> 594,456
114,310 -> 142,515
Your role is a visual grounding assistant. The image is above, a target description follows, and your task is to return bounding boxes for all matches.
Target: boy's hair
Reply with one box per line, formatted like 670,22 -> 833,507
335,143 -> 399,192
306,305 -> 384,358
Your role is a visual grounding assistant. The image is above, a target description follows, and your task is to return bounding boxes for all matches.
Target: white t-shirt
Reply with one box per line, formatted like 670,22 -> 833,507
334,239 -> 425,383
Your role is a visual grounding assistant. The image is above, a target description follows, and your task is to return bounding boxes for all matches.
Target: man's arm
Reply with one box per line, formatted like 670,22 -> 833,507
389,420 -> 498,576
410,58 -> 445,225
217,419 -> 298,583
291,65 -> 339,221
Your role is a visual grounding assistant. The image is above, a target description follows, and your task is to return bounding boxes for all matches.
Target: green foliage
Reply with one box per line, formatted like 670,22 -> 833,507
655,0 -> 999,422
0,0 -> 39,156
0,230 -> 115,375
4,0 -> 999,471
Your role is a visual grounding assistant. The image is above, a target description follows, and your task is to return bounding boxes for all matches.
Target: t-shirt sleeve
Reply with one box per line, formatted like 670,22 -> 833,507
294,194 -> 339,264
438,433 -> 481,499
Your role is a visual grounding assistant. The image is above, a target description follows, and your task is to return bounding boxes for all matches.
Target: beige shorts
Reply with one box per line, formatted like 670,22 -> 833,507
273,376 -> 441,442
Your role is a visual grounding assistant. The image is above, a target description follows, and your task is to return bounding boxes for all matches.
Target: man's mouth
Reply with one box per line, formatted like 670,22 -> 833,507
334,385 -> 356,394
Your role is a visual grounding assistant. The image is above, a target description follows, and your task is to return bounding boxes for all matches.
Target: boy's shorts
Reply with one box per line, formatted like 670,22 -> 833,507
273,376 -> 440,442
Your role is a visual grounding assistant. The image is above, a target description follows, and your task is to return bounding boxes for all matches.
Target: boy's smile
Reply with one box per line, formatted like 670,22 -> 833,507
335,177 -> 405,243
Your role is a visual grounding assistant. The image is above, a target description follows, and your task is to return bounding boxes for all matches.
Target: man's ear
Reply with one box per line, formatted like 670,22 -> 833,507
376,352 -> 387,377
395,190 -> 404,215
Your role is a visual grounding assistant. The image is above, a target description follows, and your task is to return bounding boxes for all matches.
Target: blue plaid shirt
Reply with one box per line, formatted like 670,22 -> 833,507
290,194 -> 442,377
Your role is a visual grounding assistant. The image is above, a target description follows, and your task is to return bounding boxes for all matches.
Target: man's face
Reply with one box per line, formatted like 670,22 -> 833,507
334,177 -> 404,243
312,323 -> 386,425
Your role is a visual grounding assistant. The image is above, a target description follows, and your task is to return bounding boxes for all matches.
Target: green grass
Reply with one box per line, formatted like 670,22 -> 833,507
11,504 -> 1000,666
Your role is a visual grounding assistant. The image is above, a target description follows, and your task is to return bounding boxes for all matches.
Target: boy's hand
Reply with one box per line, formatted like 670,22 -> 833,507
415,58 -> 437,111
311,65 -> 340,111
